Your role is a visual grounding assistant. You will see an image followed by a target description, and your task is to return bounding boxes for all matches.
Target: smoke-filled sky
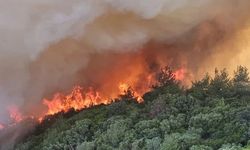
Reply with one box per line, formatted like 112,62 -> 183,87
0,0 -> 250,123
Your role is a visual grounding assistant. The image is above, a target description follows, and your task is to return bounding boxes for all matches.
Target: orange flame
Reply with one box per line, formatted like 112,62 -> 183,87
41,82 -> 146,118
39,67 -> 186,121
42,86 -> 104,116
8,106 -> 23,123
174,68 -> 186,81
119,83 -> 144,102
0,66 -> 187,127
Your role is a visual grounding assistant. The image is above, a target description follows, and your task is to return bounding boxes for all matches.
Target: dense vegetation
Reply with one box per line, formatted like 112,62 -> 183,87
16,66 -> 250,150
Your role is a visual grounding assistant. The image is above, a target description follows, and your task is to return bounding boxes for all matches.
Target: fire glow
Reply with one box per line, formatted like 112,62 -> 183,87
42,82 -> 148,117
1,67 -> 186,128
40,67 -> 185,121
8,106 -> 24,123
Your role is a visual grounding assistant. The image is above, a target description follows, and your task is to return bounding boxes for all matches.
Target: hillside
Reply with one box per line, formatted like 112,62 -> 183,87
15,66 -> 250,150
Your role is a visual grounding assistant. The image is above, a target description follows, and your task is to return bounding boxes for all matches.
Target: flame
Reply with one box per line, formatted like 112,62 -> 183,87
39,66 -> 186,121
174,68 -> 186,81
42,86 -> 104,116
0,106 -> 26,130
119,83 -> 130,93
8,106 -> 23,123
41,82 -> 146,118
0,65 -> 187,127
119,83 -> 144,102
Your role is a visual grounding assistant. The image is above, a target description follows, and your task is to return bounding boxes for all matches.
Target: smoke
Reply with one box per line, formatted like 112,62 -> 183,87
0,0 -> 250,147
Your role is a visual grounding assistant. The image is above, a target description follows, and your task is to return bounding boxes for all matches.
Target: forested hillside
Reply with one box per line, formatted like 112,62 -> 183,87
16,66 -> 250,150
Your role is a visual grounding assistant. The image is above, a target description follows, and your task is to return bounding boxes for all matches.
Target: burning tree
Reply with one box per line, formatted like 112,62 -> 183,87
153,66 -> 178,89
233,66 -> 249,83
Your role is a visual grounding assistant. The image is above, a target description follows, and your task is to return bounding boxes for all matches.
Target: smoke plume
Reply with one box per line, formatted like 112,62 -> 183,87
0,1 -> 250,147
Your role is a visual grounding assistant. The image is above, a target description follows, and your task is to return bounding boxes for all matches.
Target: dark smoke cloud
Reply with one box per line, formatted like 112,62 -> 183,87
0,1 -> 250,148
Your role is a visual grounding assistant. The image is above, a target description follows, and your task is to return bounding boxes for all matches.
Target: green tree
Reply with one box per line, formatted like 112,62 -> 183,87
218,143 -> 242,150
135,119 -> 161,139
189,73 -> 210,100
76,141 -> 95,150
209,68 -> 232,98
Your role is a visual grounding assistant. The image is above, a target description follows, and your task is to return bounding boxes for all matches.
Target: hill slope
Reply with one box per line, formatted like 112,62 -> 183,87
15,67 -> 250,150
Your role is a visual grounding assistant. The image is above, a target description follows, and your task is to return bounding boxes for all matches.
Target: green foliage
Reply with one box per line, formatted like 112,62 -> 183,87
190,74 -> 211,100
148,94 -> 167,118
218,143 -> 242,150
15,67 -> 250,150
76,141 -> 95,150
145,137 -> 162,150
95,118 -> 133,148
160,114 -> 186,134
161,131 -> 200,150
135,119 -> 161,139
190,145 -> 213,150
41,119 -> 93,150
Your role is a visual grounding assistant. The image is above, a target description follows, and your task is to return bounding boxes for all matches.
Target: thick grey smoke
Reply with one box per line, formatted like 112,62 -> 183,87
0,0 -> 250,130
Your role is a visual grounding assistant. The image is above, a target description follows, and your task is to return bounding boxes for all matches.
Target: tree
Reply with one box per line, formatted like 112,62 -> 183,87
232,66 -> 250,97
189,112 -> 224,139
160,133 -> 180,150
161,132 -> 200,150
76,142 -> 95,150
145,137 -> 162,150
155,66 -> 177,88
233,66 -> 249,83
189,73 -> 210,100
209,68 -> 232,98
95,118 -> 133,148
171,95 -> 197,114
218,143 -> 242,150
160,114 -> 186,134
149,95 -> 168,118
134,119 -> 161,139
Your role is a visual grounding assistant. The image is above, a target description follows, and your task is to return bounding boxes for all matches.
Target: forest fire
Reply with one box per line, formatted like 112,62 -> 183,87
38,67 -> 185,121
42,86 -> 103,116
1,65 -> 186,128
0,107 -> 29,130
41,83 -> 143,117
0,1 -> 250,149
118,83 -> 144,102
174,68 -> 186,81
